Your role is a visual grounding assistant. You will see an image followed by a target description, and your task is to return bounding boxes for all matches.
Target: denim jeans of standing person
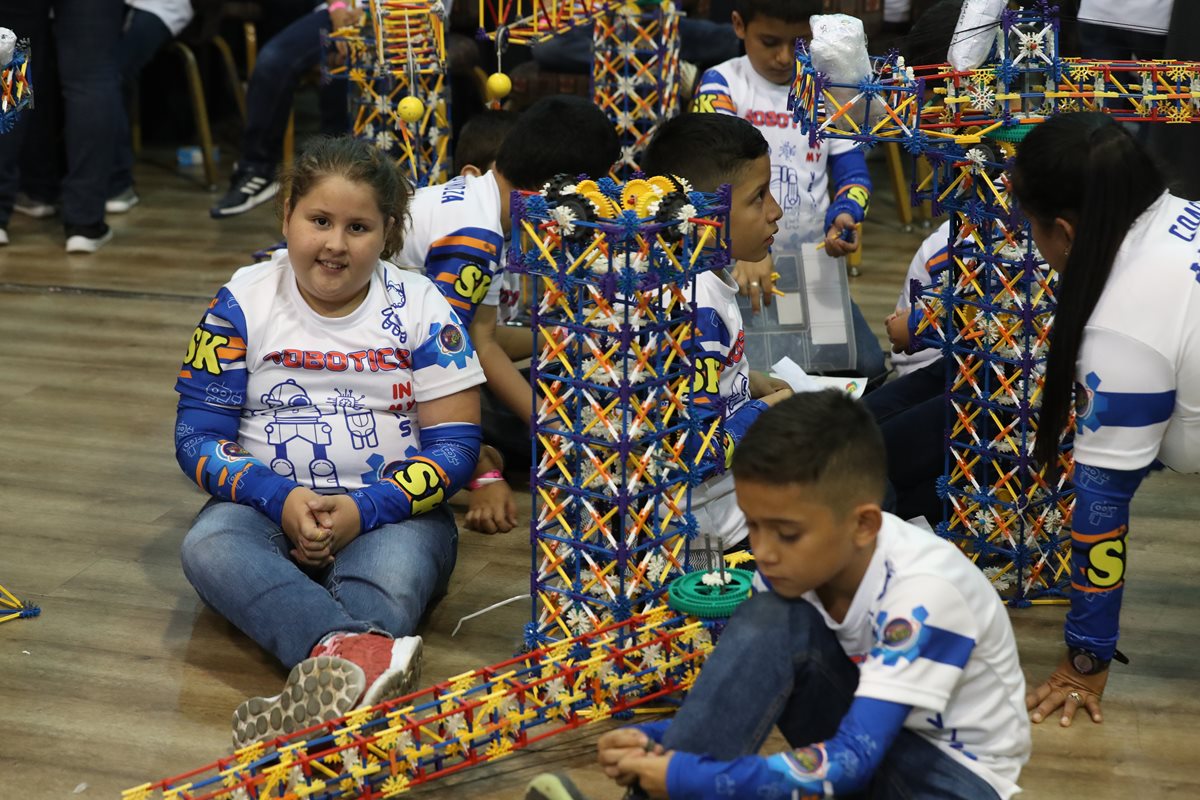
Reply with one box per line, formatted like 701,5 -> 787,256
181,500 -> 458,668
658,592 -> 1002,799
236,9 -> 350,177
864,357 -> 945,524
109,7 -> 175,198
0,0 -> 123,233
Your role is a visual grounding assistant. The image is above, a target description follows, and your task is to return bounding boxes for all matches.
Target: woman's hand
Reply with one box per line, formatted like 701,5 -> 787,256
1027,654 -> 1109,726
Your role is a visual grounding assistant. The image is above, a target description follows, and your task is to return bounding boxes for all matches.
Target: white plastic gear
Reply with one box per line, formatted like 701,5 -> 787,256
565,605 -> 593,636
983,566 -> 1016,592
549,204 -> 580,238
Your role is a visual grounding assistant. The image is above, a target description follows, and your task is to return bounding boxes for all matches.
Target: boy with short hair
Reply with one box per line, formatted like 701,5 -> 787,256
692,0 -> 886,382
531,391 -> 1030,800
399,97 -> 620,534
641,112 -> 791,551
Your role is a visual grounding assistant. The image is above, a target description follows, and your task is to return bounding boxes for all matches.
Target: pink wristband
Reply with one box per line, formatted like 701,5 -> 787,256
328,1 -> 349,11
468,470 -> 504,490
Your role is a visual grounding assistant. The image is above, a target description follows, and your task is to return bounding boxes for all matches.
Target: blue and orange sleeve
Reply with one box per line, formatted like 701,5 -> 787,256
423,226 -> 505,326
175,288 -> 297,523
1066,463 -> 1147,659
826,149 -> 872,230
691,68 -> 738,116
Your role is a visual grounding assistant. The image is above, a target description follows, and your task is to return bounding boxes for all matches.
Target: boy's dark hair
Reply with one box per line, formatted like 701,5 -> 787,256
1011,112 -> 1165,470
493,95 -> 620,188
641,112 -> 768,192
732,391 -> 887,509
279,135 -> 411,259
454,109 -> 519,174
733,0 -> 820,25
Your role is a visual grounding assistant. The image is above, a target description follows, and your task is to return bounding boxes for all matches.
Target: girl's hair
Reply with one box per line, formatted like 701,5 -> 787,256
1011,112 -> 1165,469
278,135 -> 411,259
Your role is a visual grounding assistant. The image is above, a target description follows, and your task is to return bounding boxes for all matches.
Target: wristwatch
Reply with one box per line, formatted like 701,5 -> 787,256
1068,646 -> 1111,675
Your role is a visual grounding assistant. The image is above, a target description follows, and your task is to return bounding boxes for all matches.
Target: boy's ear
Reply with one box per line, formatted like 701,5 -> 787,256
281,197 -> 291,238
459,164 -> 483,178
850,503 -> 883,548
731,10 -> 748,39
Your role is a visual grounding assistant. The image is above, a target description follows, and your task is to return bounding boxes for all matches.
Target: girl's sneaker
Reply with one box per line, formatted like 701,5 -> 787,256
310,632 -> 424,708
231,655 -> 366,750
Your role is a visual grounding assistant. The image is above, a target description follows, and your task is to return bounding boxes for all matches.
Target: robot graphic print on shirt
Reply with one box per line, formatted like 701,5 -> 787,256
261,379 -> 340,488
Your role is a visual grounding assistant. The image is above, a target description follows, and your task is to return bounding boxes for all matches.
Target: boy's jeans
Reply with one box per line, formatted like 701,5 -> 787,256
661,592 -> 1002,799
181,500 -> 457,667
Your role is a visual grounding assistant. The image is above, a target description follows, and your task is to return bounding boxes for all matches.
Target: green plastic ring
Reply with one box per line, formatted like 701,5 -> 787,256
667,569 -> 755,618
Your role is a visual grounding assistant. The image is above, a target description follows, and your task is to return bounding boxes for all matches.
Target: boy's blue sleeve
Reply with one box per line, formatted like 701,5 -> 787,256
423,226 -> 506,326
666,698 -> 910,799
688,306 -> 768,474
174,288 -> 298,523
1066,463 -> 1147,659
690,68 -> 738,115
636,719 -> 672,745
825,149 -> 872,230
349,421 -> 482,532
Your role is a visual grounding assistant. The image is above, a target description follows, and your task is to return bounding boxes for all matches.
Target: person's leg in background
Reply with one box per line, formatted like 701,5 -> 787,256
108,6 -> 175,212
14,19 -> 64,219
0,1 -> 52,244
851,300 -> 889,388
211,9 -> 329,218
55,0 -> 124,253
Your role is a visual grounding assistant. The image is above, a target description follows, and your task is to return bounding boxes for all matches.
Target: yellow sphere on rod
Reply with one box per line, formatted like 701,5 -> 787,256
486,72 -> 512,101
397,96 -> 425,123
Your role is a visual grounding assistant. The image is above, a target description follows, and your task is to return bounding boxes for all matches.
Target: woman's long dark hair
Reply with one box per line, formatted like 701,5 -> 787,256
1011,113 -> 1165,470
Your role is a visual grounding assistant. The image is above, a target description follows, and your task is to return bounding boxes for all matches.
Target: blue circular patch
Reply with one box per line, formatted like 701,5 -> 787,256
882,618 -> 914,647
218,441 -> 252,460
439,323 -> 465,354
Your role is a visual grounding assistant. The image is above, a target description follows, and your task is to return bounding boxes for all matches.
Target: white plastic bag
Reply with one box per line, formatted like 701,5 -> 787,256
948,0 -> 1005,71
0,28 -> 17,68
808,14 -> 873,128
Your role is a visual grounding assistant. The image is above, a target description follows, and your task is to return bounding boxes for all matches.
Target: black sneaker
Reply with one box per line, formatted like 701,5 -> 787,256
65,223 -> 113,253
210,167 -> 279,219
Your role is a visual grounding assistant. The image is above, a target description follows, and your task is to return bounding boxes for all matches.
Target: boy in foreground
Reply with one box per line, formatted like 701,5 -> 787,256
530,391 -> 1030,799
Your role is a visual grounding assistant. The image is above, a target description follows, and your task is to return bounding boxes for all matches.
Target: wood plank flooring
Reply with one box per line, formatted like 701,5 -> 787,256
0,151 -> 1196,799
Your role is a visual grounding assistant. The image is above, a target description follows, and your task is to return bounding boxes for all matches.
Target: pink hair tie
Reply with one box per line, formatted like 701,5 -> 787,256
328,1 -> 349,12
468,470 -> 504,490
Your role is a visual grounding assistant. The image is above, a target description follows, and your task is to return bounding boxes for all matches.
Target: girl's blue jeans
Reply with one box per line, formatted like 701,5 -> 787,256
181,499 -> 457,668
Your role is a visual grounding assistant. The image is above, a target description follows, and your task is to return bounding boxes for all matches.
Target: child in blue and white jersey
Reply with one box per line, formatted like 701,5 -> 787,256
175,136 -> 485,747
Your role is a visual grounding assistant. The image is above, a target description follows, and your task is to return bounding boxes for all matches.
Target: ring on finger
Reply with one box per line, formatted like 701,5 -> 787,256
1067,691 -> 1083,704
749,281 -> 760,288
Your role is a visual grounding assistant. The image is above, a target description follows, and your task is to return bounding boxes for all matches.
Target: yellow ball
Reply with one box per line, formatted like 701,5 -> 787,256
486,72 -> 513,100
397,96 -> 424,124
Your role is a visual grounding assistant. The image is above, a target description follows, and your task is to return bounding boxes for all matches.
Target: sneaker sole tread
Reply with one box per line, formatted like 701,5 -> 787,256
231,655 -> 365,750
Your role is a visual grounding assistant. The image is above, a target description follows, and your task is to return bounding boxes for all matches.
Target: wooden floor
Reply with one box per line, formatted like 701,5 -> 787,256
1,151 -> 1197,799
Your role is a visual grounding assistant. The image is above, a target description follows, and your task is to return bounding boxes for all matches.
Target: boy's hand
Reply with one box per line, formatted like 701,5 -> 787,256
748,370 -> 790,399
615,751 -> 674,799
597,728 -> 663,785
466,479 -> 518,534
732,256 -> 775,313
760,387 -> 794,407
885,309 -> 913,353
824,214 -> 860,258
1027,655 -> 1109,727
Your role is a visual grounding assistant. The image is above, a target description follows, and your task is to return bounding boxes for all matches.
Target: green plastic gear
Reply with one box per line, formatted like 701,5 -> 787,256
667,569 -> 755,618
986,123 -> 1037,144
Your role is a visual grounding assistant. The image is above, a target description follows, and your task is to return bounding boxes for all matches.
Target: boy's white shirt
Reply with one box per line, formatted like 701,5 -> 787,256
1078,0 -> 1173,33
687,268 -> 754,549
891,220 -> 950,376
398,170 -> 506,310
756,513 -> 1031,798
695,55 -> 856,249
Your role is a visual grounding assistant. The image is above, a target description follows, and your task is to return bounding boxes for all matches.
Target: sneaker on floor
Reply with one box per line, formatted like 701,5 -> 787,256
65,223 -> 113,254
526,773 -> 593,800
0,228 -> 8,246
310,632 -> 424,708
106,187 -> 140,214
231,655 -> 366,750
13,192 -> 58,218
210,168 -> 278,219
